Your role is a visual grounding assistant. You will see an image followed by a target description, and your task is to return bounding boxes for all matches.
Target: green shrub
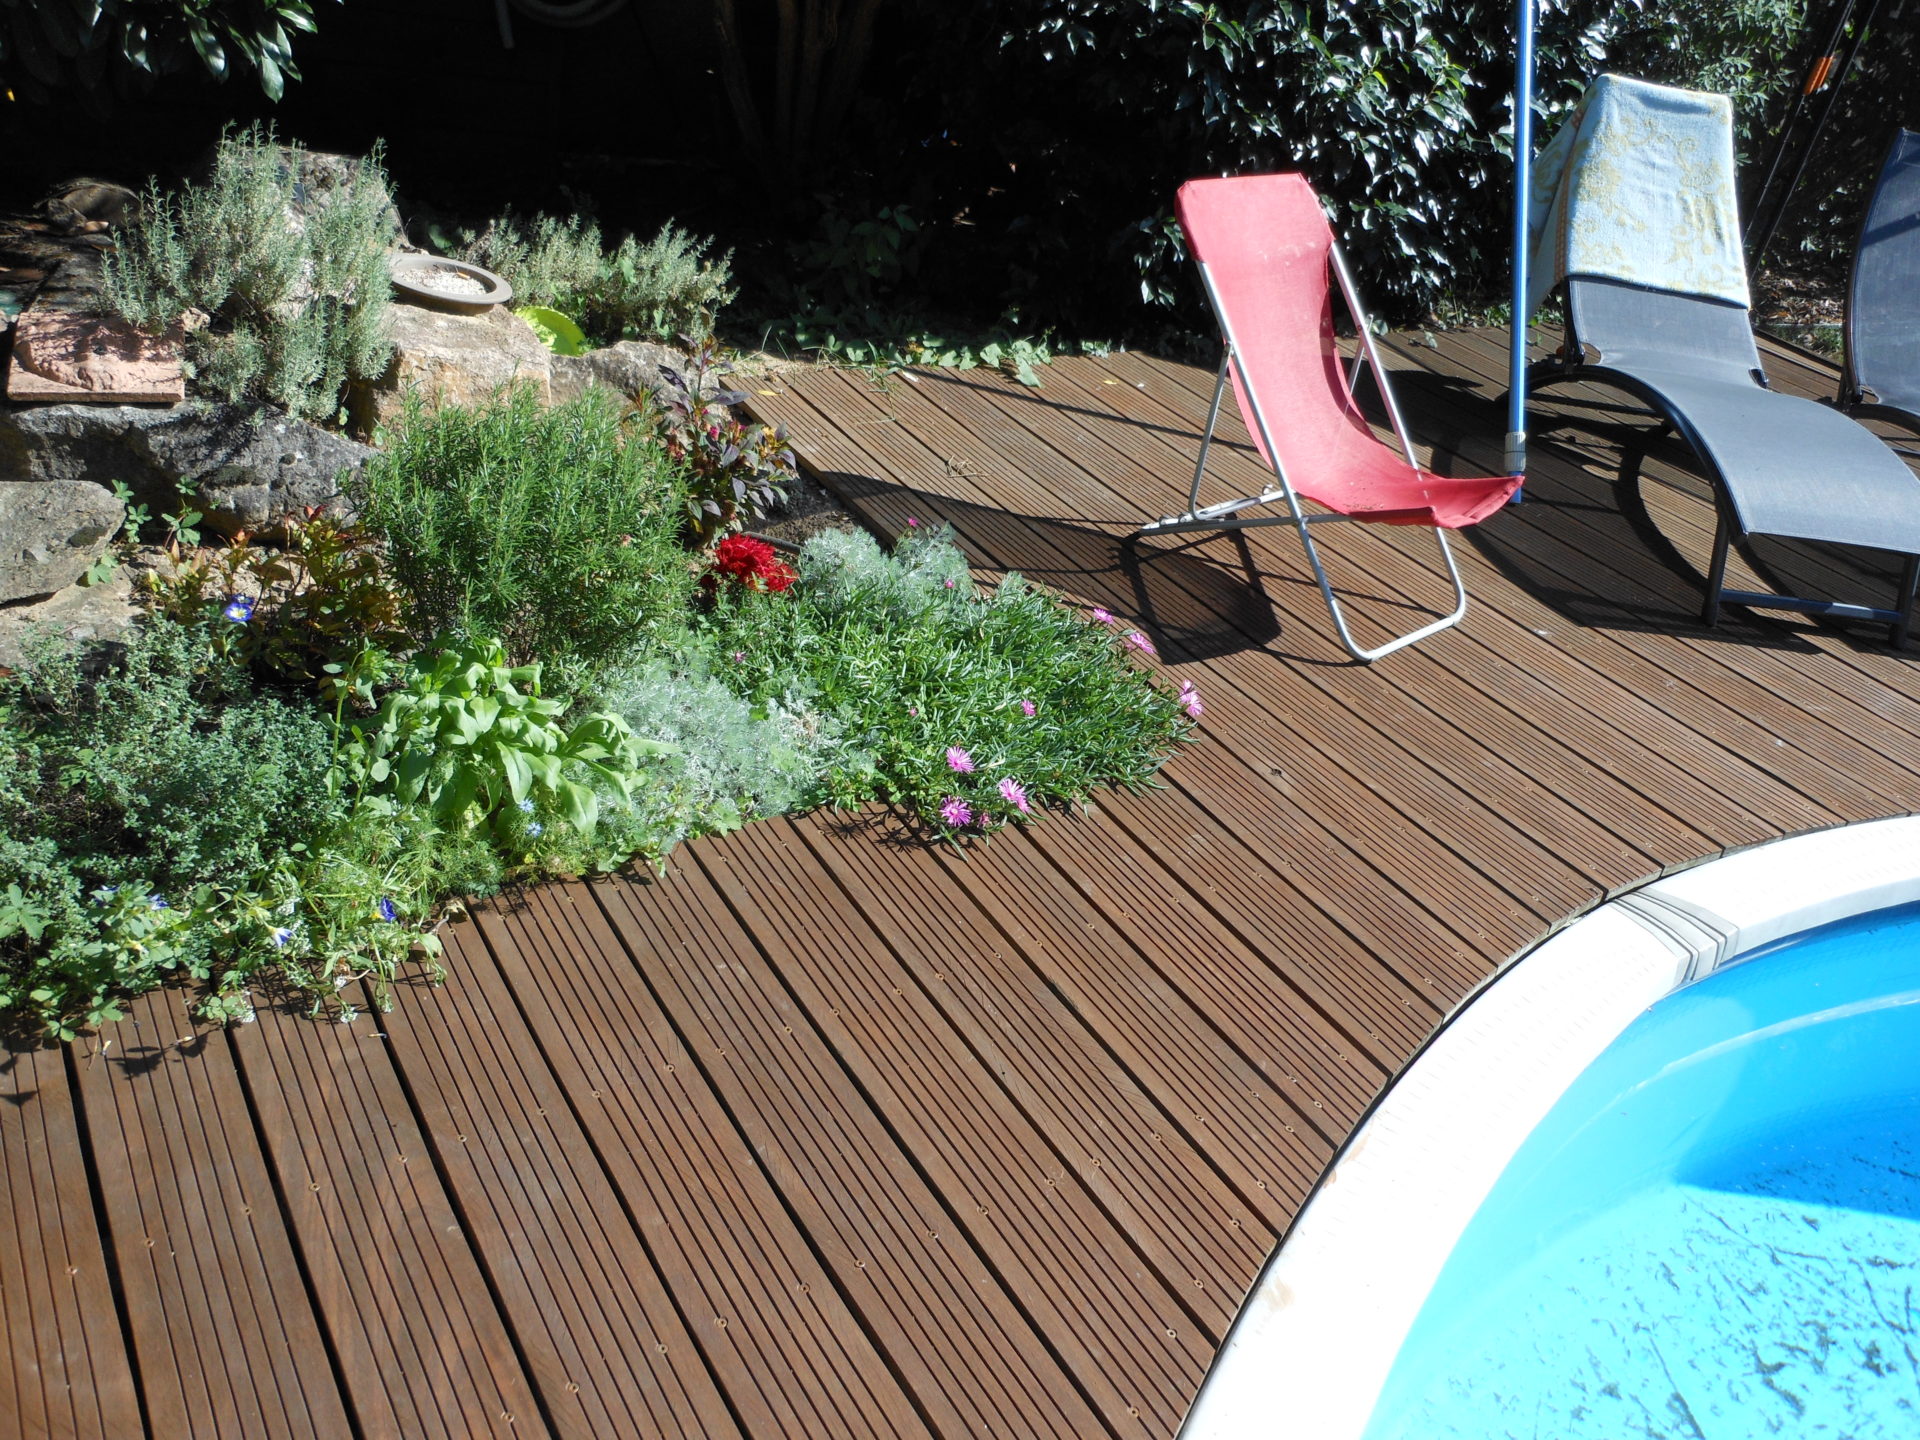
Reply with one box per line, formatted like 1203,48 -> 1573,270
357,385 -> 693,690
834,0 -> 1813,330
103,125 -> 394,421
457,212 -> 735,345
698,525 -> 1190,834
575,656 -> 864,870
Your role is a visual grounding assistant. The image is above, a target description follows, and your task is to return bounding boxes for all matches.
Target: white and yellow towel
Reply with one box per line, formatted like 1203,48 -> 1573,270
1526,73 -> 1750,316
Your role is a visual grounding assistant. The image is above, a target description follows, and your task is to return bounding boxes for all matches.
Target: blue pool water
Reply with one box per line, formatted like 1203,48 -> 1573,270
1364,901 -> 1920,1439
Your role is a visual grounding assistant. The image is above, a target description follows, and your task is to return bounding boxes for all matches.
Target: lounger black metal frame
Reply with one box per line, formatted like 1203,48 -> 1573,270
1841,127 -> 1920,445
1528,274 -> 1920,646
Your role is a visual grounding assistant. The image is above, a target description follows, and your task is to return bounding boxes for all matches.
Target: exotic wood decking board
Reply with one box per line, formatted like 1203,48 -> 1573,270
10,331 -> 1920,1440
74,993 -> 351,1440
0,1042 -> 142,1440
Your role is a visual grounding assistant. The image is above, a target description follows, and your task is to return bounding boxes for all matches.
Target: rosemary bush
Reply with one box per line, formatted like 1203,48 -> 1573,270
356,385 -> 692,691
103,126 -> 394,421
458,212 -> 735,344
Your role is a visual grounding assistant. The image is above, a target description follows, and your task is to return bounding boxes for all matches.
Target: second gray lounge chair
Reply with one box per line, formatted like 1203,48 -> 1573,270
1525,78 -> 1920,646
1842,127 -> 1920,441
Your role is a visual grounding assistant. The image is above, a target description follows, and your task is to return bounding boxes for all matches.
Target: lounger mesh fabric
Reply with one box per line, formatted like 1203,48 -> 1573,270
1175,175 -> 1517,529
1847,128 -> 1920,422
1568,277 -> 1920,558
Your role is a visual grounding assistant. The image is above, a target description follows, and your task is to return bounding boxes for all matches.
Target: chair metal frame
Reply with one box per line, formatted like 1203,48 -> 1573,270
1138,240 -> 1469,663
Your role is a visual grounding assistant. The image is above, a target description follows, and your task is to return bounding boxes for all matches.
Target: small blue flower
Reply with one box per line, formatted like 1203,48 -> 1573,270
148,894 -> 168,911
92,884 -> 119,905
377,896 -> 398,923
222,595 -> 256,623
270,926 -> 294,948
517,798 -> 535,813
527,821 -> 544,838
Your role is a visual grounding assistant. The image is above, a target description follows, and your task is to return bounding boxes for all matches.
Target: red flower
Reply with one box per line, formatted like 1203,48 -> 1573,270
706,533 -> 797,593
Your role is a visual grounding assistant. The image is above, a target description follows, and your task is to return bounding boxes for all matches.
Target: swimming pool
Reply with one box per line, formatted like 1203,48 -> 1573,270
1180,816 -> 1920,1440
1367,901 -> 1920,1438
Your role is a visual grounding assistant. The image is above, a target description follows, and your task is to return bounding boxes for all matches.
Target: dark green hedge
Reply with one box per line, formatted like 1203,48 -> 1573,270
827,1 -> 1840,331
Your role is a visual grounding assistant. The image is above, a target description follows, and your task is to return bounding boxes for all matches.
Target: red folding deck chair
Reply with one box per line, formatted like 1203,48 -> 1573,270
1142,174 -> 1520,661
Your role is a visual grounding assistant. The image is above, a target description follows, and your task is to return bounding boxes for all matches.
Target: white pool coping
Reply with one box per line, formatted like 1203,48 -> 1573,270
1179,813 -> 1920,1440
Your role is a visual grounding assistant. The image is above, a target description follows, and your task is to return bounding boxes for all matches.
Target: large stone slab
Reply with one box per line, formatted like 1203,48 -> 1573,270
0,400 -> 372,538
0,478 -> 124,602
348,301 -> 550,436
134,404 -> 372,537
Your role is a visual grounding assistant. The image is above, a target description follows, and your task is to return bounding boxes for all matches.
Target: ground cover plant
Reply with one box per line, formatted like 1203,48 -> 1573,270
695,524 -> 1193,837
103,124 -> 394,421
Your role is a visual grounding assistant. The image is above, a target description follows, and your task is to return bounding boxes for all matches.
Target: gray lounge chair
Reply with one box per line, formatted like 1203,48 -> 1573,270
1529,274 -> 1920,645
1842,127 -> 1920,441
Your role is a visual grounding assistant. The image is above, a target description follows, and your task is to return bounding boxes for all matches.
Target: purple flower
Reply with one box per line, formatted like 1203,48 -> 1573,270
222,596 -> 255,623
377,896 -> 398,923
1180,680 -> 1204,719
271,926 -> 294,948
1090,607 -> 1115,625
1125,630 -> 1156,655
998,778 -> 1031,815
731,651 -> 746,663
1020,700 -> 1036,718
946,746 -> 975,774
148,893 -> 168,910
939,796 -> 973,827
527,821 -> 544,838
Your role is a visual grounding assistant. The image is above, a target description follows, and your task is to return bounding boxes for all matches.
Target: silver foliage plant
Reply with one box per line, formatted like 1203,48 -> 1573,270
103,125 -> 394,422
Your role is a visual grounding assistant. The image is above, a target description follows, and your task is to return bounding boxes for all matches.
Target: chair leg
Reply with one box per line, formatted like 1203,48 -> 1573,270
1702,508 -> 1732,629
1893,555 -> 1920,648
1298,517 -> 1469,664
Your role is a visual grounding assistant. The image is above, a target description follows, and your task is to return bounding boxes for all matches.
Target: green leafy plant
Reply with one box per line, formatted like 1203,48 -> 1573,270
143,510 -> 410,694
654,342 -> 795,541
699,525 -> 1191,837
345,636 -> 661,838
357,385 -> 692,688
0,0 -> 331,108
103,125 -> 394,421
458,212 -> 735,345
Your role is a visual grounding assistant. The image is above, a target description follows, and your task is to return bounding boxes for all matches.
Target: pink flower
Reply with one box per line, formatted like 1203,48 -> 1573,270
908,706 -> 919,717
998,778 -> 1031,815
906,516 -> 920,528
946,746 -> 976,774
1091,607 -> 1115,625
731,650 -> 746,663
1180,681 -> 1203,719
940,796 -> 973,827
1020,700 -> 1036,717
1126,630 -> 1156,655
944,578 -> 956,588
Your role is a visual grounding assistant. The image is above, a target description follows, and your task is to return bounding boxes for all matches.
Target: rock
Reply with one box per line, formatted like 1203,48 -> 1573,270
0,478 -> 124,602
348,302 -> 551,437
282,149 -> 404,246
6,307 -> 186,404
0,569 -> 137,671
133,404 -> 372,537
550,340 -> 688,407
0,400 -> 373,538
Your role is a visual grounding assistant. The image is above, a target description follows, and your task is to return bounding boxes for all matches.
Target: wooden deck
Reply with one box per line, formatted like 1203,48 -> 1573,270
8,327 -> 1920,1440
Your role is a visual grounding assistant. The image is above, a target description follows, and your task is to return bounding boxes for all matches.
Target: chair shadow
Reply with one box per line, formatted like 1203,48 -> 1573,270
815,464 -> 1368,666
